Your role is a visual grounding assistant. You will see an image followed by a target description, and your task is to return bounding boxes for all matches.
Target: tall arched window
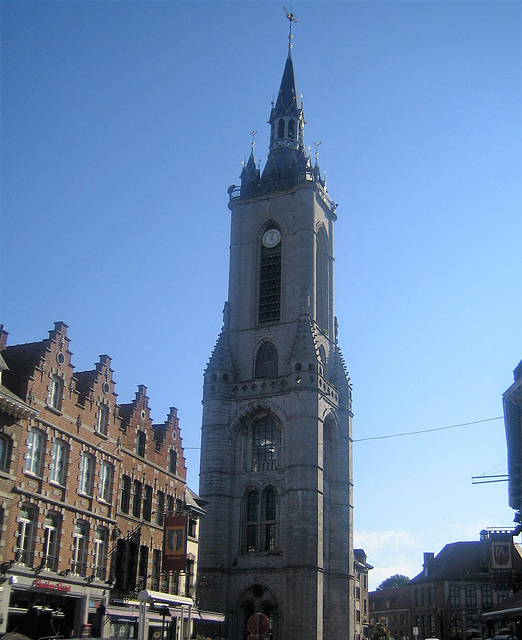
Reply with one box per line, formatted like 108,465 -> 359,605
252,415 -> 277,472
262,486 -> 277,551
259,227 -> 282,324
316,226 -> 329,331
277,119 -> 285,139
245,490 -> 259,552
254,342 -> 278,378
242,487 -> 278,554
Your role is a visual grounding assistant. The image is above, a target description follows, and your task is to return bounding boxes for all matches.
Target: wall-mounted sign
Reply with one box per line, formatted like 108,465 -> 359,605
33,578 -> 72,593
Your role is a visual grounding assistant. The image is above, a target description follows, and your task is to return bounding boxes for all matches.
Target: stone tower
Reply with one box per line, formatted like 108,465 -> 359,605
198,33 -> 353,640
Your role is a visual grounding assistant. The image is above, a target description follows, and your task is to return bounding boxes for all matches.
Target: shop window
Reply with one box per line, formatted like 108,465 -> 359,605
138,545 -> 149,590
151,549 -> 161,591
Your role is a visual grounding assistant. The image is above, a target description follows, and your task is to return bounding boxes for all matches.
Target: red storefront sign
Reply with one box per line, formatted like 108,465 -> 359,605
33,578 -> 72,592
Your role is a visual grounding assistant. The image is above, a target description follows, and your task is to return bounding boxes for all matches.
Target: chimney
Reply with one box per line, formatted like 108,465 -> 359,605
423,552 -> 435,576
0,325 -> 8,351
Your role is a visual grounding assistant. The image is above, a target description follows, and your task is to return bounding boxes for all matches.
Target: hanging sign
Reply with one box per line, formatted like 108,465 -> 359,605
163,513 -> 187,572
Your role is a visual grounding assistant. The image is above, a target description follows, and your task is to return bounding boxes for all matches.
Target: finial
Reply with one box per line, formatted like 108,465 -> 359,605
314,141 -> 322,164
251,130 -> 257,152
283,7 -> 297,49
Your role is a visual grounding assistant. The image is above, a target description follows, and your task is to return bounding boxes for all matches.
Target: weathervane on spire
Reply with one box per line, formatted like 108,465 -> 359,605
283,7 -> 297,48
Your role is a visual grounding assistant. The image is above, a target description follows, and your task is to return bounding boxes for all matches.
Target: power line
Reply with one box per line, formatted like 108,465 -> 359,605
353,416 -> 504,443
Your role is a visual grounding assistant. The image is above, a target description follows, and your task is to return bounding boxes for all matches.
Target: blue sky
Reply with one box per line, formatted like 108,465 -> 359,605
2,1 -> 521,589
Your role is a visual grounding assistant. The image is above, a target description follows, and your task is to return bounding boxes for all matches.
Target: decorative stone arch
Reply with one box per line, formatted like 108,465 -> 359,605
237,582 -> 279,640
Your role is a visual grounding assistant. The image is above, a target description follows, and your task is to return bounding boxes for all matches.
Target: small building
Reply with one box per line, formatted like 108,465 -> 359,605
354,549 -> 373,640
0,322 -> 223,640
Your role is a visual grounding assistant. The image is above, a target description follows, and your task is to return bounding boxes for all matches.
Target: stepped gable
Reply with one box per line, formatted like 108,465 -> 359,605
152,406 -> 182,452
1,321 -> 73,400
75,354 -> 116,408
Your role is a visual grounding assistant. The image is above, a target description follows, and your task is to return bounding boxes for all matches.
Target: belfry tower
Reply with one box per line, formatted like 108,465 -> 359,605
198,20 -> 353,640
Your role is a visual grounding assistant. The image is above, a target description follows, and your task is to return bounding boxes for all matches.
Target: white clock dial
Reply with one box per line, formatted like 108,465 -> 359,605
262,228 -> 281,248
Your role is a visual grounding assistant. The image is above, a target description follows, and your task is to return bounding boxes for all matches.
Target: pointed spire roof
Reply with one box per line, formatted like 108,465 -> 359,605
273,50 -> 300,118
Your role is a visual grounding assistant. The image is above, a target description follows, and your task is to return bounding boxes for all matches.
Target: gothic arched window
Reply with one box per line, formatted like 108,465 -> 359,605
316,226 -> 329,331
277,119 -> 285,139
259,227 -> 282,324
245,490 -> 259,552
252,415 -> 277,472
288,119 -> 296,139
262,486 -> 277,551
254,342 -> 278,378
242,486 -> 278,553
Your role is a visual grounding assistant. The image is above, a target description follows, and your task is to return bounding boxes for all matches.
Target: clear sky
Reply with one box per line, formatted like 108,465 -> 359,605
2,1 -> 521,590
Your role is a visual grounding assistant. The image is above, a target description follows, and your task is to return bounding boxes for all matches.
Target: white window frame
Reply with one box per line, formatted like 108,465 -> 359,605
79,453 -> 95,496
43,512 -> 60,570
97,403 -> 109,435
26,428 -> 45,476
16,504 -> 36,565
72,521 -> 88,575
48,375 -> 63,410
93,526 -> 108,579
99,461 -> 113,503
50,439 -> 68,485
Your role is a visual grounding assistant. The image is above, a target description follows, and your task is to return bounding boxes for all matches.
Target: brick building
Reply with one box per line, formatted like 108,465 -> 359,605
354,549 -> 373,640
0,322 -> 222,640
369,533 -> 522,640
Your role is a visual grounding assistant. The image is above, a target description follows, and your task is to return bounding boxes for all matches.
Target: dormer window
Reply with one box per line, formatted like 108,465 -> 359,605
136,430 -> 146,457
97,403 -> 109,435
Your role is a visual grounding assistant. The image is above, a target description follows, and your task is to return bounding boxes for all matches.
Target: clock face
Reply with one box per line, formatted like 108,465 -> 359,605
262,228 -> 281,248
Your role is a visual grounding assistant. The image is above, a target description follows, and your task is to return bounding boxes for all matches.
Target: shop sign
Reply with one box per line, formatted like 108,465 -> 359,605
33,578 -> 72,593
